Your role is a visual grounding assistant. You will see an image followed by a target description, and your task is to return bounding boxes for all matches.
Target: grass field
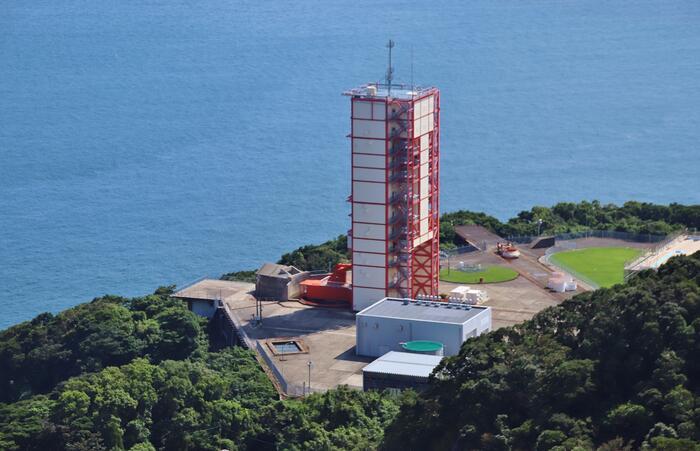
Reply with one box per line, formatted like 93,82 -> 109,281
439,265 -> 519,284
550,247 -> 642,288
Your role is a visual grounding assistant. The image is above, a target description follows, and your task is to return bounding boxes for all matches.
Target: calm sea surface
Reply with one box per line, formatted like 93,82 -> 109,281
1,0 -> 699,329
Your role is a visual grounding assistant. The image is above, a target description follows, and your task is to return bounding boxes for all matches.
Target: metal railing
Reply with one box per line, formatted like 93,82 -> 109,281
543,244 -> 600,289
507,229 -> 668,245
255,341 -> 325,397
623,229 -> 688,280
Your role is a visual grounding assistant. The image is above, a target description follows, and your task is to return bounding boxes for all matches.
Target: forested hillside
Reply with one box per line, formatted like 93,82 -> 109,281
440,201 -> 699,247
248,202 -> 699,272
382,252 -> 700,450
0,290 -> 206,404
0,289 -> 401,450
2,203 -> 699,450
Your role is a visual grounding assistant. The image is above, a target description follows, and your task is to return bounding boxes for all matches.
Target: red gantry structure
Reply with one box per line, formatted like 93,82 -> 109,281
344,80 -> 441,311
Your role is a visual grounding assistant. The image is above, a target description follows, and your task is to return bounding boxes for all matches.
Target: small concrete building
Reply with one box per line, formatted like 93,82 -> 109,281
363,351 -> 442,392
255,263 -> 309,300
173,279 -> 235,318
356,297 -> 492,357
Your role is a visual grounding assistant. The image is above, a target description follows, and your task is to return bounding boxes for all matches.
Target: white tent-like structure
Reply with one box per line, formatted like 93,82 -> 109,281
547,272 -> 577,293
449,285 -> 488,304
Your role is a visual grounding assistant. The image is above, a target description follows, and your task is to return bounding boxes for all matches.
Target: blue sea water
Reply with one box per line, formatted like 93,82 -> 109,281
1,0 -> 699,329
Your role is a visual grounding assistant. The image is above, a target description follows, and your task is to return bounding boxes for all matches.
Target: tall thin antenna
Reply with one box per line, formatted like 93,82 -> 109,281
386,39 -> 395,95
410,45 -> 414,98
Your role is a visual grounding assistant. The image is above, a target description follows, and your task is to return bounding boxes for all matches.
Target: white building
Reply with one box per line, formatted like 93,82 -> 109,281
356,297 -> 492,357
362,351 -> 442,392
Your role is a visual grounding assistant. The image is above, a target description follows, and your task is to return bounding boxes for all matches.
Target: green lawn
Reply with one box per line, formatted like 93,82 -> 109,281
439,265 -> 519,284
550,247 -> 642,288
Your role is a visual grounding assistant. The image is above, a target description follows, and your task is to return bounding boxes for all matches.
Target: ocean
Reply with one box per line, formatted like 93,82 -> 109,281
1,0 -> 699,329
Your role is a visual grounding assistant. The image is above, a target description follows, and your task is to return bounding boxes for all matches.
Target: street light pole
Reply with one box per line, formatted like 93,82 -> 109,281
307,361 -> 313,395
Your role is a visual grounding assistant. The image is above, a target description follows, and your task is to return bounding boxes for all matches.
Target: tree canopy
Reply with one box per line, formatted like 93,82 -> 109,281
382,251 -> 700,450
0,292 -> 208,404
0,288 -> 402,451
225,202 -> 699,274
441,201 -> 699,246
3,202 -> 700,450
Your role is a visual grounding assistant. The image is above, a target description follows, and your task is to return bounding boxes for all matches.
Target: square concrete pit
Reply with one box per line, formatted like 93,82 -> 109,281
223,288 -> 370,393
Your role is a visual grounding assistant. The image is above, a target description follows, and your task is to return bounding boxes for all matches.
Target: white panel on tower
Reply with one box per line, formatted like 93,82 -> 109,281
353,203 -> 385,224
353,287 -> 386,311
353,251 -> 385,267
420,198 -> 429,219
421,218 -> 429,236
372,102 -> 386,120
353,181 -> 385,203
421,134 -> 429,151
353,238 -> 386,254
414,99 -> 422,118
420,149 -> 429,166
353,167 -> 385,183
353,119 -> 385,139
353,154 -> 385,169
353,101 -> 373,120
421,116 -> 430,134
353,265 -> 386,289
420,179 -> 429,199
353,222 -> 385,240
416,100 -> 428,117
353,138 -> 386,155
420,162 -> 429,179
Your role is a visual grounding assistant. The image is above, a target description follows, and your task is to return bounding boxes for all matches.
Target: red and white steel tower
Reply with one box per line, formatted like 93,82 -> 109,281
344,82 -> 440,311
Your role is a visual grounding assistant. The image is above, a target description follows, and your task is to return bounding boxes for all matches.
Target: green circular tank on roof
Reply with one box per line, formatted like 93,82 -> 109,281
402,340 -> 444,353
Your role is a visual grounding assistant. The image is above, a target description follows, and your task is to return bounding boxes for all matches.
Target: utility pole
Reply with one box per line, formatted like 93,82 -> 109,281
307,361 -> 313,395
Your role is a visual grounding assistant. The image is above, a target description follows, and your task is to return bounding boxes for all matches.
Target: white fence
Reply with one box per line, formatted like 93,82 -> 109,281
543,243 -> 600,289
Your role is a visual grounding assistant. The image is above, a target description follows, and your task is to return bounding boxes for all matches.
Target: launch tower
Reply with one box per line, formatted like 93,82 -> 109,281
344,81 -> 440,311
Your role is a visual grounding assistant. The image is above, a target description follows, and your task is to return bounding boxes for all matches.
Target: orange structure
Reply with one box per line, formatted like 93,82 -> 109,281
300,263 -> 352,306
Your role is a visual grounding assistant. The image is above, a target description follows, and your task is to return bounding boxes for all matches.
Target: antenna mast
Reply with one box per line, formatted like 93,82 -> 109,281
386,39 -> 395,95
410,45 -> 414,98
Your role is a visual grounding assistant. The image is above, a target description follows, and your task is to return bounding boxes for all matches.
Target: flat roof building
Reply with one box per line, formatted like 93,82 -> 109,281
356,297 -> 492,357
362,351 -> 442,392
173,278 -> 233,318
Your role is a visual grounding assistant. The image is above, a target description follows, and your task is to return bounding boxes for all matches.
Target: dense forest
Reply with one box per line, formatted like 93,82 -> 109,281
2,201 -> 700,450
0,289 -> 401,450
2,253 -> 698,450
382,252 -> 700,450
251,201 -> 699,272
440,201 -> 700,246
